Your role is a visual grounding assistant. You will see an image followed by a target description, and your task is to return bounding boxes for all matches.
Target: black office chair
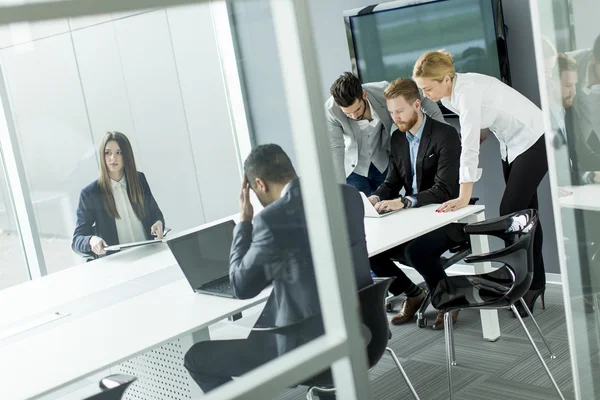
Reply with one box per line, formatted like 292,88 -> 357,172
430,210 -> 565,400
82,374 -> 137,400
386,197 -> 479,328
252,279 -> 420,400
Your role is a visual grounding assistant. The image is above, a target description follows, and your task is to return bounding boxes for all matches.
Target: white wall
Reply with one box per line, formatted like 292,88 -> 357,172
0,5 -> 241,271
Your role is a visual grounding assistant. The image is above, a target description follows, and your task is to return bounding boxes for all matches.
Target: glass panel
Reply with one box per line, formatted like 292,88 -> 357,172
0,7 -> 241,273
0,146 -> 28,290
535,0 -> 600,397
0,1 -> 360,398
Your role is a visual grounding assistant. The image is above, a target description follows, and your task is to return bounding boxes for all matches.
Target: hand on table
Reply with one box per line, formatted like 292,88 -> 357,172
436,197 -> 469,213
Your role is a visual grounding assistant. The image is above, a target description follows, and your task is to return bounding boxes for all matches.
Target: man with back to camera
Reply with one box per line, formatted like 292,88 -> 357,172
325,72 -> 446,195
184,144 -> 372,399
367,78 -> 464,330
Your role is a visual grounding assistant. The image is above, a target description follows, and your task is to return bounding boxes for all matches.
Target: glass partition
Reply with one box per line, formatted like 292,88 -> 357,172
532,0 -> 600,398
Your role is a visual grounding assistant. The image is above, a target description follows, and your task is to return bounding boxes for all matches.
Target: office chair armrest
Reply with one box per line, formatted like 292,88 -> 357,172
463,239 -> 525,265
468,197 -> 479,205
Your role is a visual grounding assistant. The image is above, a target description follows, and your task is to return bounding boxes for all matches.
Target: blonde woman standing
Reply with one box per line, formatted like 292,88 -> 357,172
412,50 -> 548,316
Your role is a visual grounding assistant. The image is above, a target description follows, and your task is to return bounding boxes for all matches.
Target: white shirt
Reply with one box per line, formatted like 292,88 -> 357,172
353,99 -> 388,176
111,176 -> 147,244
441,73 -> 544,183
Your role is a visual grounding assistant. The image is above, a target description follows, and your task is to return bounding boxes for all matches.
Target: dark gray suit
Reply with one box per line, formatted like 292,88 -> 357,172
184,178 -> 372,395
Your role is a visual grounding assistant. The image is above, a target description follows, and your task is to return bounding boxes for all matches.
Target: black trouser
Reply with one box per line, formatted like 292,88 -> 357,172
184,331 -> 336,399
500,134 -> 548,290
370,224 -> 467,294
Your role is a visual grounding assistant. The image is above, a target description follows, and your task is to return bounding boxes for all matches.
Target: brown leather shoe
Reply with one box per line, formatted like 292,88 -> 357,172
391,290 -> 426,325
432,310 -> 459,330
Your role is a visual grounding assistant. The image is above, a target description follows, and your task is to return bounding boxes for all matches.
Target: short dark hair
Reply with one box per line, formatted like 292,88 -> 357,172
330,72 -> 363,107
557,53 -> 577,74
244,144 -> 297,184
594,33 -> 600,60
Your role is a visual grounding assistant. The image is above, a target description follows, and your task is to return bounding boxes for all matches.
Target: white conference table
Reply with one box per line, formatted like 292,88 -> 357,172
559,184 -> 600,212
0,203 -> 498,400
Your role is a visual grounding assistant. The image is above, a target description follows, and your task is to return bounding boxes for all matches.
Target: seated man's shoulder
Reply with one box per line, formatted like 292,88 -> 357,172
430,118 -> 459,139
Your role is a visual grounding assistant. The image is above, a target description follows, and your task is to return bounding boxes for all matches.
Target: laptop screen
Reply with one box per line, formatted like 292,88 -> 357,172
168,220 -> 235,290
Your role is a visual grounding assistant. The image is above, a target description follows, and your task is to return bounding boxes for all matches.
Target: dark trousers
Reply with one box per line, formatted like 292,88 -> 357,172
184,332 -> 336,399
346,163 -> 387,196
370,224 -> 467,294
501,134 -> 548,290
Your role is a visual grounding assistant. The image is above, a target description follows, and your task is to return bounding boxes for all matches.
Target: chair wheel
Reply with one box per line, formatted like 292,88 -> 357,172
417,317 -> 427,328
386,303 -> 393,312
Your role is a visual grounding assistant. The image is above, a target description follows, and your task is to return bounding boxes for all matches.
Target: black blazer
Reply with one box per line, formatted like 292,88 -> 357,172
72,171 -> 165,257
374,117 -> 461,205
229,178 -> 372,355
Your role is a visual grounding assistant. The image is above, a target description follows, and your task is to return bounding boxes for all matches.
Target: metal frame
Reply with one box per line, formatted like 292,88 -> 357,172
0,63 -> 47,279
209,0 -> 254,174
0,0 -> 373,399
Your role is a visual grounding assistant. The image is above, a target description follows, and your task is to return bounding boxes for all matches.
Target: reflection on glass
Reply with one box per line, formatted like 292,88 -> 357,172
537,1 -> 600,397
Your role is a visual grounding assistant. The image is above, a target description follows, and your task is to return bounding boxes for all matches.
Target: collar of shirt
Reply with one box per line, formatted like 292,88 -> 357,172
280,180 -> 293,198
356,99 -> 381,127
406,115 -> 427,143
111,176 -> 127,190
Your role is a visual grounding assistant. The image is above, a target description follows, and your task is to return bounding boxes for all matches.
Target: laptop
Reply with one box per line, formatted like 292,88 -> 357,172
360,192 -> 402,218
104,229 -> 172,251
167,220 -> 236,298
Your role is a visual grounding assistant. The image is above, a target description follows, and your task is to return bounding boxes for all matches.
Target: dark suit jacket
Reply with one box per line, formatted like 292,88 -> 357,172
229,178 -> 372,355
374,117 -> 461,205
72,172 -> 165,257
553,109 -> 600,186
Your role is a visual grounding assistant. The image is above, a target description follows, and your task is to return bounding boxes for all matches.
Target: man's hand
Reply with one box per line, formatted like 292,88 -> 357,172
150,220 -> 164,239
368,195 -> 379,206
89,236 -> 108,255
240,177 -> 254,222
374,198 -> 404,214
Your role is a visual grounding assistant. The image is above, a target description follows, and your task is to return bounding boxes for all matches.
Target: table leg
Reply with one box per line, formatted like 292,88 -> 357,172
462,211 -> 501,342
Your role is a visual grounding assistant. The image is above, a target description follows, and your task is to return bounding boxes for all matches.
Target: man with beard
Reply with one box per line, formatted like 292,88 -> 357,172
325,72 -> 445,195
368,78 -> 463,330
550,53 -> 600,186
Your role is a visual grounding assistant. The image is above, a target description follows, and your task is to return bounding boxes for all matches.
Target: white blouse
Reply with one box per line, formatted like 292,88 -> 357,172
441,73 -> 545,183
111,176 -> 147,244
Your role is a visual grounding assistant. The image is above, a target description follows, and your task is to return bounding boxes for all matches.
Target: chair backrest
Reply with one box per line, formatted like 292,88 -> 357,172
359,278 -> 394,368
464,209 -> 537,245
464,209 -> 538,302
83,375 -> 136,400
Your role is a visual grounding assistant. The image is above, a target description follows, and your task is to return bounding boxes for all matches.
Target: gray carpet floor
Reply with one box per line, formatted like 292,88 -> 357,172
272,283 -> 578,400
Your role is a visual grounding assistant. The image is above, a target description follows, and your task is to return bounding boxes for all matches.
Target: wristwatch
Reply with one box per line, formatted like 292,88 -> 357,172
400,196 -> 411,209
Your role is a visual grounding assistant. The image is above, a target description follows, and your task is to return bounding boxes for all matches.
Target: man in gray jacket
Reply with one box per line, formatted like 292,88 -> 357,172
325,72 -> 445,195
184,144 -> 372,399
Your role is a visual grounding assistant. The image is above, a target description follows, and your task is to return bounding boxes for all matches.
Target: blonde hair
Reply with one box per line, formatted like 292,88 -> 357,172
413,50 -> 456,82
384,78 -> 420,104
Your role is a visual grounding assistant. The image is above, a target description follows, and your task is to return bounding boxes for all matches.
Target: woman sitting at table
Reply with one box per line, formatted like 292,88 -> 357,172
72,131 -> 165,258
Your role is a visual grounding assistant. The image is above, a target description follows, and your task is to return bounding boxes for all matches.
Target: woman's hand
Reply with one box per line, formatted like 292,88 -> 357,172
89,236 -> 108,255
151,220 -> 164,239
436,197 -> 470,213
